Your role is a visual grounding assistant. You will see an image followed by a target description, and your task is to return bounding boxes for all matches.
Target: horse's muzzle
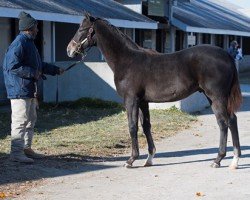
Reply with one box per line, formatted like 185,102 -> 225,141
67,41 -> 77,58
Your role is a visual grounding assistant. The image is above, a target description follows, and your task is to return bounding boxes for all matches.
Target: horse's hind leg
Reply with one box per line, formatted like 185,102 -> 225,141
210,99 -> 229,168
228,114 -> 241,169
124,97 -> 140,168
139,102 -> 156,167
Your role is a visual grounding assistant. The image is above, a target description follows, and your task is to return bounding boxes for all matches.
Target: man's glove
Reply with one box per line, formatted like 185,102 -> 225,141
59,68 -> 65,75
34,70 -> 42,81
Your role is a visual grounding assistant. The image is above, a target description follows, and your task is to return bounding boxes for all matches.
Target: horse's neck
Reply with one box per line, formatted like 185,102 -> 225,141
95,21 -> 130,72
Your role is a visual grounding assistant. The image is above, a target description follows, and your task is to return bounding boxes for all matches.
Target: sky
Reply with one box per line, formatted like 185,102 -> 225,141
226,0 -> 250,8
226,0 -> 250,17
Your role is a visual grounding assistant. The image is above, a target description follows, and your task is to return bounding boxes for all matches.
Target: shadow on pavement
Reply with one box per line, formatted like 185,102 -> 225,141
2,145 -> 249,186
0,152 -> 118,186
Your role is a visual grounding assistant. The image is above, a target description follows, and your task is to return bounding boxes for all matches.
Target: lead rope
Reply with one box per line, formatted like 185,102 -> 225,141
34,82 -> 39,109
54,48 -> 91,107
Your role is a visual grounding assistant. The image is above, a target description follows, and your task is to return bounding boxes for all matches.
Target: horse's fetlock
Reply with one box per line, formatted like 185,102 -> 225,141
133,153 -> 139,159
219,152 -> 226,158
148,147 -> 156,155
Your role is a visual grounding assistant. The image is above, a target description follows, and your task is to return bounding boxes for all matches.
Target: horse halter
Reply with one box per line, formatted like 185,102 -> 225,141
72,26 -> 95,55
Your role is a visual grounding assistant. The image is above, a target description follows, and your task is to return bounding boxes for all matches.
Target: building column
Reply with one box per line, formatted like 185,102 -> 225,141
240,36 -> 243,47
170,26 -> 176,52
211,34 -> 215,45
183,32 -> 188,49
197,33 -> 202,45
223,35 -> 228,49
43,21 -> 53,62
151,30 -> 156,50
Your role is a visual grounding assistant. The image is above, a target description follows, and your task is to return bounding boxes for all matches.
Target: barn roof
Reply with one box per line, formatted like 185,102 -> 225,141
172,0 -> 250,36
0,0 -> 158,29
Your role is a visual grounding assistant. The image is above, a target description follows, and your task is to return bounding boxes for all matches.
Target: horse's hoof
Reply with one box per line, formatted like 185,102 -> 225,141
144,161 -> 153,167
124,163 -> 133,168
211,162 -> 220,168
229,164 -> 238,170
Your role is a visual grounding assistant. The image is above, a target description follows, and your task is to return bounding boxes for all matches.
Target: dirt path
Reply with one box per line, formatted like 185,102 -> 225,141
17,85 -> 250,200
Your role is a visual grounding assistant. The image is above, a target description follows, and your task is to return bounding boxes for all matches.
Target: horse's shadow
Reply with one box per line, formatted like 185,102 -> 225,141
107,146 -> 250,169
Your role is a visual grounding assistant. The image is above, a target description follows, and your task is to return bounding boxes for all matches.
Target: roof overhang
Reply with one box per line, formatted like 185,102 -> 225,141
172,18 -> 250,37
0,7 -> 159,29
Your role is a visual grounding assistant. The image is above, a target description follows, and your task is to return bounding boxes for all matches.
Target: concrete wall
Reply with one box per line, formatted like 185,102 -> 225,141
44,61 -> 210,112
43,62 -> 122,103
239,55 -> 250,72
149,92 -> 210,113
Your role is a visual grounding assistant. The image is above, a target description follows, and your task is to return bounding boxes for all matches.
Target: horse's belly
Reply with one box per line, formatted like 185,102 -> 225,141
144,86 -> 197,102
145,92 -> 183,102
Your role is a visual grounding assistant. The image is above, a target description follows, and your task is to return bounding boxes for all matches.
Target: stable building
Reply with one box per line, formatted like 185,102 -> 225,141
127,0 -> 250,68
0,0 -> 159,104
1,0 -> 249,112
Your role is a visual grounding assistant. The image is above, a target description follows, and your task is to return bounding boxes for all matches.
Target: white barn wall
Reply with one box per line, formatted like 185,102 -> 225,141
115,0 -> 142,13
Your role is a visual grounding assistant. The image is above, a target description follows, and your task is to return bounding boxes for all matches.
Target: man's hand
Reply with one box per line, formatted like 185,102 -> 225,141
34,70 -> 42,81
59,68 -> 65,75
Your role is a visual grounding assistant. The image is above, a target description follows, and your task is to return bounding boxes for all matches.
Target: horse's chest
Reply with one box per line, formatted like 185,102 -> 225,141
114,75 -> 141,96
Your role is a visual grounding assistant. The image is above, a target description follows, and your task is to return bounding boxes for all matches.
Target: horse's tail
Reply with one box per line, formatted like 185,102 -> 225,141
227,64 -> 242,116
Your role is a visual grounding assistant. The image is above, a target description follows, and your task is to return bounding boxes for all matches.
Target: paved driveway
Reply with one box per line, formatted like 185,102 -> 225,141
20,85 -> 250,200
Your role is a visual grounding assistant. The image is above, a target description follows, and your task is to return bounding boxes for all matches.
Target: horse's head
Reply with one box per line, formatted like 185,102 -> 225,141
67,12 -> 97,58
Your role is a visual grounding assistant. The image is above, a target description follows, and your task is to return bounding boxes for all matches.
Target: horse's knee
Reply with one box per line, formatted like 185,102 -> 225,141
217,119 -> 229,132
129,124 -> 138,134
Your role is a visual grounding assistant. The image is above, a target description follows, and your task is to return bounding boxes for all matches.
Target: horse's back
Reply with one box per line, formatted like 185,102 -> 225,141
137,45 -> 235,102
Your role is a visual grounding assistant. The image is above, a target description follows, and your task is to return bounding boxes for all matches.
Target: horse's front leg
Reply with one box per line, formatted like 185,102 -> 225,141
124,97 -> 139,168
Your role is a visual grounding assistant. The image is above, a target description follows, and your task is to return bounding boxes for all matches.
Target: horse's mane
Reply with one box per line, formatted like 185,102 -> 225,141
97,19 -> 158,54
117,26 -> 159,55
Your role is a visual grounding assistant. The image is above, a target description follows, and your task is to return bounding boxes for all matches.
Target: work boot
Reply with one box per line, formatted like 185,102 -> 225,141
10,153 -> 34,163
24,148 -> 45,159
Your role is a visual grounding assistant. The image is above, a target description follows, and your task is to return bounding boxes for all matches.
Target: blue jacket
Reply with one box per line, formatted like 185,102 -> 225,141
227,46 -> 238,60
3,32 -> 60,99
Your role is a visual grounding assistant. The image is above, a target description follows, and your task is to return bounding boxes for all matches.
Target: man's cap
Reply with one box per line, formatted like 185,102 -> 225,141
18,11 -> 37,31
230,40 -> 238,48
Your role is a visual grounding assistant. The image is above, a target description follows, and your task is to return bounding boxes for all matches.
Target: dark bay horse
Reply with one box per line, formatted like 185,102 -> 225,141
67,13 -> 242,169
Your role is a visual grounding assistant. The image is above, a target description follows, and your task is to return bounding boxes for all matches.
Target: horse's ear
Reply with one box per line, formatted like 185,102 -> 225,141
84,11 -> 96,22
89,15 -> 96,22
84,11 -> 90,19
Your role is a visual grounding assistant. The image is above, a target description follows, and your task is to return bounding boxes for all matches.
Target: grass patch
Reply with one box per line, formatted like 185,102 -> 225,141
0,98 -> 197,158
